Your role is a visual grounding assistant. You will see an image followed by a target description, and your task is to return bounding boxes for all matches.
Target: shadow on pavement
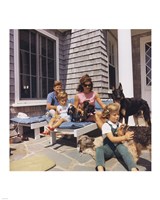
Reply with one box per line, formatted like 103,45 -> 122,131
137,157 -> 151,171
45,135 -> 77,149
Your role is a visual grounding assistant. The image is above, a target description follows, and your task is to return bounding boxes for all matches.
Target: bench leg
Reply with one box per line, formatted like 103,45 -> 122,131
50,131 -> 56,145
34,128 -> 41,139
17,126 -> 23,137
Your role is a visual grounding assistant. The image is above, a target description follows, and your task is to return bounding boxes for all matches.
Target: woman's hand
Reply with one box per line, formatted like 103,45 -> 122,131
125,131 -> 134,141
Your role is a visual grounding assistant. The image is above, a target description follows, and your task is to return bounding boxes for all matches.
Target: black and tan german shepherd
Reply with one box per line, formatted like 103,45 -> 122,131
112,83 -> 151,126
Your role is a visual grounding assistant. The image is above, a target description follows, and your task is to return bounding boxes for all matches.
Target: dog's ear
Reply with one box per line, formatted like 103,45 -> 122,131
77,136 -> 83,144
77,135 -> 86,144
119,83 -> 123,90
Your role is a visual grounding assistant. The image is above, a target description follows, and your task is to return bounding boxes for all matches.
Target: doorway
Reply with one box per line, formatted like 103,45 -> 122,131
140,36 -> 151,109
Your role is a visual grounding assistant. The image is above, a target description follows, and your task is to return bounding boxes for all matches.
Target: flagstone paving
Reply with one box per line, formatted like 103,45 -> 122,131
10,132 -> 151,171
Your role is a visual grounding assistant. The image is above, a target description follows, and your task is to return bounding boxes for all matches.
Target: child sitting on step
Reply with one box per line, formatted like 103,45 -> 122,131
43,91 -> 71,135
95,102 -> 139,171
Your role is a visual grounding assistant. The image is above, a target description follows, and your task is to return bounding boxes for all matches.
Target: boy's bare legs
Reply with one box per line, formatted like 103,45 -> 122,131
43,118 -> 66,136
43,117 -> 58,135
50,118 -> 66,129
48,117 -> 58,128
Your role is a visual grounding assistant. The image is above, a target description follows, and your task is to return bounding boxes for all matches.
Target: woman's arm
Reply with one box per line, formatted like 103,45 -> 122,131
74,94 -> 79,109
95,93 -> 106,109
74,94 -> 84,114
107,131 -> 134,143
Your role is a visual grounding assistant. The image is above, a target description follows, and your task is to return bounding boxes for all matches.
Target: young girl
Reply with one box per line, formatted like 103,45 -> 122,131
96,102 -> 139,171
43,91 -> 71,135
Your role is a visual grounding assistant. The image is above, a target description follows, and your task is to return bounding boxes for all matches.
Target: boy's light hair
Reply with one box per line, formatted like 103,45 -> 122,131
102,103 -> 120,119
57,91 -> 68,101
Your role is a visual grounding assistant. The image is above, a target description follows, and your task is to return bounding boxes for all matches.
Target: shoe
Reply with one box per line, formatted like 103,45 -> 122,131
48,126 -> 54,131
42,129 -> 50,136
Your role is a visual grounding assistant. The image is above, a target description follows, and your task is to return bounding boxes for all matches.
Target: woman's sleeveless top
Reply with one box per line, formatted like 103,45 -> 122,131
77,91 -> 96,107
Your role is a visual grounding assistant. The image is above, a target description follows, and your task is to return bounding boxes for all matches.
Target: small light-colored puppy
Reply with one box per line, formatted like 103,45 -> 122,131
77,135 -> 103,159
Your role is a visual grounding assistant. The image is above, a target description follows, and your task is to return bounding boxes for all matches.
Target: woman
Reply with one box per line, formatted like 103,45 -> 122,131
74,74 -> 106,127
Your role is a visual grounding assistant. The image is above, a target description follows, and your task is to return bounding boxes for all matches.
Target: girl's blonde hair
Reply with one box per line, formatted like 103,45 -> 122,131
57,91 -> 68,101
102,102 -> 120,119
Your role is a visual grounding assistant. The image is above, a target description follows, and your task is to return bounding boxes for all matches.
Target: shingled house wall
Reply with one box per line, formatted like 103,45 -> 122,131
10,29 -> 110,117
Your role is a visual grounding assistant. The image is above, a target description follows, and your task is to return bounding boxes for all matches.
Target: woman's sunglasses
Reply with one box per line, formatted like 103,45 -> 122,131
83,83 -> 92,87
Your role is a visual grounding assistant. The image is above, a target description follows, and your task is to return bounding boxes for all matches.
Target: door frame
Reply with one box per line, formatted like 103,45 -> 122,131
140,35 -> 151,109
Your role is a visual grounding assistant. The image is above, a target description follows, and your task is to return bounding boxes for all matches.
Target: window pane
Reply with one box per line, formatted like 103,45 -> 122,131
145,42 -> 151,86
48,59 -> 55,78
145,42 -> 151,52
48,78 -> 54,93
48,39 -> 54,58
42,77 -> 47,98
31,32 -> 36,53
109,65 -> 115,89
146,71 -> 151,85
31,54 -> 36,75
19,30 -> 29,51
20,75 -> 30,98
31,76 -> 37,98
19,30 -> 57,100
42,57 -> 47,76
41,36 -> 46,56
20,51 -> 30,74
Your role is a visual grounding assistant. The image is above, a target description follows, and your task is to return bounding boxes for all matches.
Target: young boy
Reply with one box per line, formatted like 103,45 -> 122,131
44,91 -> 71,135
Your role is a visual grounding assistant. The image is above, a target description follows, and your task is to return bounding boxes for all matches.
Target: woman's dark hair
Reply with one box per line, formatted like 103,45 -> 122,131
76,74 -> 93,92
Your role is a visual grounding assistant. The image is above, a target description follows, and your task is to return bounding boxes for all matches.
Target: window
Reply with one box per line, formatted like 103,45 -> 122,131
145,42 -> 151,86
107,31 -> 118,89
13,29 -> 59,106
19,30 -> 56,100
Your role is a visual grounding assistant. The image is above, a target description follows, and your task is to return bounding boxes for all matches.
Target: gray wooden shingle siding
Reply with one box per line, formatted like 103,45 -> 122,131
61,29 -> 109,99
10,30 -> 15,105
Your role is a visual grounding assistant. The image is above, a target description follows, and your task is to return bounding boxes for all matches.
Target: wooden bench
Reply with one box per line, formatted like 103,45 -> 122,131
10,115 -> 48,140
17,121 -> 48,140
49,99 -> 113,145
49,122 -> 98,145
10,99 -> 113,142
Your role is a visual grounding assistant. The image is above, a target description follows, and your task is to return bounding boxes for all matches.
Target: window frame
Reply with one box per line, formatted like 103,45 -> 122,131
107,31 -> 118,89
13,29 -> 59,107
